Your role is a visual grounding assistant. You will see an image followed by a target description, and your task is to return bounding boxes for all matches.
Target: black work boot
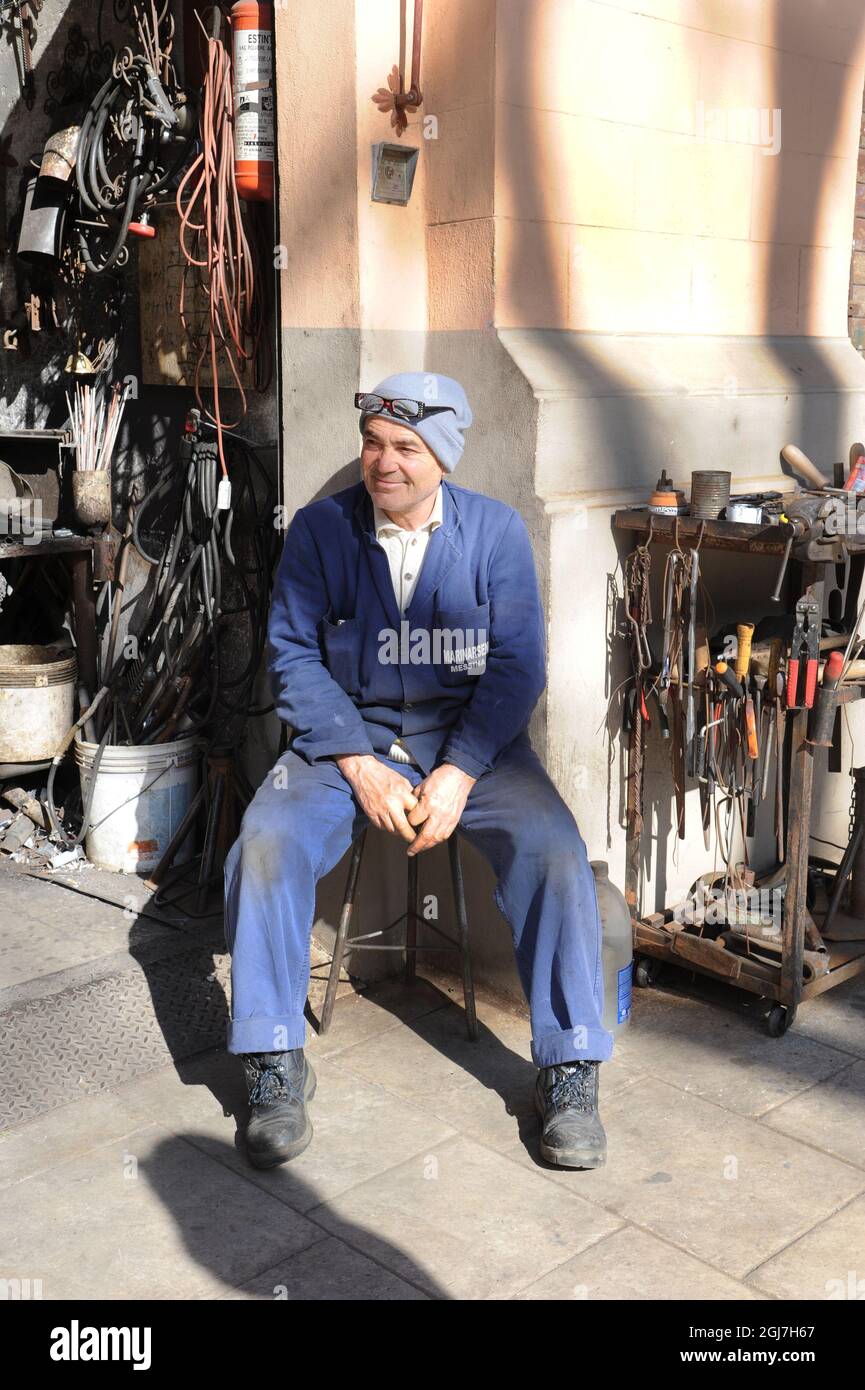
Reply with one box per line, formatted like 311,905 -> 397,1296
241,1050 -> 316,1169
535,1061 -> 607,1169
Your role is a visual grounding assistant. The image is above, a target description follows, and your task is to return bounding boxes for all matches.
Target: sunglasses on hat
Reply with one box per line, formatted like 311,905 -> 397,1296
355,393 -> 450,423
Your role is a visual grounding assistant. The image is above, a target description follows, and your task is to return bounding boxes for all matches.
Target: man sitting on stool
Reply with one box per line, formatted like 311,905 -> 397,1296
224,372 -> 613,1170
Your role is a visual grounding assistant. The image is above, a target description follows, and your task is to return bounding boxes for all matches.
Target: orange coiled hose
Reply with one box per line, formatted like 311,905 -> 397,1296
176,11 -> 260,477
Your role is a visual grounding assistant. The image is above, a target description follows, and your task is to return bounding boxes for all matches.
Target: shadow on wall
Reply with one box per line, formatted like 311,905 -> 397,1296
769,2 -> 865,457
484,0 -> 669,912
487,1 -> 865,912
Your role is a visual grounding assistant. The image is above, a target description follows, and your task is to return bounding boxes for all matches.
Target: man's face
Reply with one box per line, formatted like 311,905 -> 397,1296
361,414 -> 444,514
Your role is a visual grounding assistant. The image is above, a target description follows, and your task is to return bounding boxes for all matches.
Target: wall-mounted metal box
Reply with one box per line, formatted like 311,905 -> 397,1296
371,143 -> 419,205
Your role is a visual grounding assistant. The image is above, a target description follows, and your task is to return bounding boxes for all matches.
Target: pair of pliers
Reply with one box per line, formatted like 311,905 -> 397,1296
623,679 -> 669,738
786,598 -> 820,709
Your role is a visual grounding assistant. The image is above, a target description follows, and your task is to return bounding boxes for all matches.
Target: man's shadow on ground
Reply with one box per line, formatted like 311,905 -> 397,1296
139,1129 -> 445,1299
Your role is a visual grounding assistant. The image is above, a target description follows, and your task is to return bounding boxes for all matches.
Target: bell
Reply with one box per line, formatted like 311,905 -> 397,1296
65,349 -> 96,375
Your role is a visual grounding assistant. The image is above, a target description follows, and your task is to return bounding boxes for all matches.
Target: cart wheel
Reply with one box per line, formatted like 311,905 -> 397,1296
634,957 -> 657,989
767,1004 -> 790,1038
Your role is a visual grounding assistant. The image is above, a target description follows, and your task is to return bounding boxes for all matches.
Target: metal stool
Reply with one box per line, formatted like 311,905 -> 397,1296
319,828 -> 478,1041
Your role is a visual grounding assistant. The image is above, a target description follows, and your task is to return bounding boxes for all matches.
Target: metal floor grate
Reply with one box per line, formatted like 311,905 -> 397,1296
0,948 -> 232,1130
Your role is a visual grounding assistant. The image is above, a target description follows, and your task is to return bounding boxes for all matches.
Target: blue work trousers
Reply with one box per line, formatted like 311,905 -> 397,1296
223,735 -> 613,1068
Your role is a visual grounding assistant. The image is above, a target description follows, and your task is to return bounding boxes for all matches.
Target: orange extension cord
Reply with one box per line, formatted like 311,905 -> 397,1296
176,11 -> 260,478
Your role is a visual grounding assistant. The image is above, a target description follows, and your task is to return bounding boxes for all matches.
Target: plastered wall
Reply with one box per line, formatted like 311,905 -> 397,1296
274,0 -> 865,1003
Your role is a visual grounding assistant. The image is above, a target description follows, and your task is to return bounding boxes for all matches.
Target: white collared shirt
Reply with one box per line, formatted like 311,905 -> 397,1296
373,486 -> 443,615
372,487 -> 443,765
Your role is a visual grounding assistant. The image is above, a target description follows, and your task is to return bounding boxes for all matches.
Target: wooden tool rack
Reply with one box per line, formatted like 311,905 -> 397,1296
615,507 -> 865,1036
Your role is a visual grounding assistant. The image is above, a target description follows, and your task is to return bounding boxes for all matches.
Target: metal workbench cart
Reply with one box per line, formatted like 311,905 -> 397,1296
615,505 -> 865,1036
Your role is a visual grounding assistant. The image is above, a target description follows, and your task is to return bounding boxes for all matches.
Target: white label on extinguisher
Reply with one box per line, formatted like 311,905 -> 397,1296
233,29 -> 274,162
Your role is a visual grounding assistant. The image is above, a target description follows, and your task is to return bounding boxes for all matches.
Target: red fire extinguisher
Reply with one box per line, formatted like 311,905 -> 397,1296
231,1 -> 274,202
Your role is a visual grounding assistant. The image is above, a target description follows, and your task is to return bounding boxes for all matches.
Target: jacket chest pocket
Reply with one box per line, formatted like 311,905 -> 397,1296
433,602 -> 490,685
321,616 -> 363,694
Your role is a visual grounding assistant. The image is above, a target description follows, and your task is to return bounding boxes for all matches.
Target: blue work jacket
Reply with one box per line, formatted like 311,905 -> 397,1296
266,480 -> 547,778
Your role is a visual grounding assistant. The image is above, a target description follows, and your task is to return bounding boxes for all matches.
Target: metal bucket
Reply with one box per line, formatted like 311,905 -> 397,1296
0,645 -> 77,762
72,471 -> 111,530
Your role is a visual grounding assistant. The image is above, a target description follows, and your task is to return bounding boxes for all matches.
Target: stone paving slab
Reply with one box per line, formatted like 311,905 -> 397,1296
0,860 -> 195,997
0,863 -> 181,937
791,974 -> 865,1061
303,975 -> 449,1059
332,992 -> 536,1109
760,1058 -> 865,1171
515,1225 -> 766,1301
746,1192 -> 865,1300
0,1087 -> 160,1190
332,991 -> 642,1151
501,1076 -> 865,1280
0,917 -> 121,990
24,862 -> 221,930
106,1050 -> 458,1215
420,1055 -> 642,1153
224,1235 -> 431,1300
2,854 -> 864,1301
0,1124 -> 325,1300
614,986 -> 854,1117
311,1132 -> 624,1300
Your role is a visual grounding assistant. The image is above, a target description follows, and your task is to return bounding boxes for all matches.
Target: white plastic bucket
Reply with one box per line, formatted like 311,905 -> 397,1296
73,733 -> 202,875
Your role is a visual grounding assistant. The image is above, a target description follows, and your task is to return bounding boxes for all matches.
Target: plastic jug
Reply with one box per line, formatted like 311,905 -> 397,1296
591,861 -> 633,1033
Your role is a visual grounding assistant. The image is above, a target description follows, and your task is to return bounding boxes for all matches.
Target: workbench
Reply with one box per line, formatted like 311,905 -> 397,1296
615,507 -> 865,1036
0,530 -> 117,695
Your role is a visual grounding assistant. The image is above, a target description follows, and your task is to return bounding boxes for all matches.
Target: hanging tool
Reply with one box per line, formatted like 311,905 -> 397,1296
733,622 -> 759,835
659,557 -> 677,693
660,544 -> 691,839
752,673 -> 767,809
623,528 -> 654,910
685,549 -> 699,775
827,544 -> 851,628
770,517 -> 806,603
774,671 -> 787,860
736,624 -> 758,762
714,657 -> 749,844
5,0 -> 40,107
698,668 -> 720,851
780,443 -> 831,490
787,597 -> 820,709
714,659 -> 744,700
808,650 -> 844,748
762,639 -> 783,801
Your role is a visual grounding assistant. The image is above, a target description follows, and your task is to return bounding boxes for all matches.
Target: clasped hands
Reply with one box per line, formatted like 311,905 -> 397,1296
335,754 -> 475,856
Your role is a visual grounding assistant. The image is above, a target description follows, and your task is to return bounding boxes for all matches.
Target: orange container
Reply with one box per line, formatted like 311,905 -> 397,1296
231,1 -> 274,202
